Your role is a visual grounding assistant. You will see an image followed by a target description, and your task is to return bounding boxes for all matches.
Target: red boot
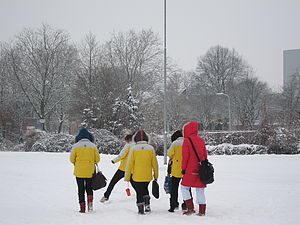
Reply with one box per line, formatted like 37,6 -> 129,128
183,199 -> 195,215
87,195 -> 93,212
198,204 -> 206,216
79,202 -> 86,213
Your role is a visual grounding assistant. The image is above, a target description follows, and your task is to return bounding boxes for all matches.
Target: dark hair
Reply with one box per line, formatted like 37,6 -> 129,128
134,130 -> 149,142
171,130 -> 183,142
125,134 -> 133,141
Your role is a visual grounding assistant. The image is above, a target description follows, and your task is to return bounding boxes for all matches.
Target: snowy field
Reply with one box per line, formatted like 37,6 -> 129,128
0,152 -> 300,225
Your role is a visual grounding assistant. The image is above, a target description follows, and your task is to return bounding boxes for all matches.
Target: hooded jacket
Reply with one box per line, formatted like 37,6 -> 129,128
181,122 -> 207,188
70,139 -> 100,178
75,128 -> 94,143
125,130 -> 158,182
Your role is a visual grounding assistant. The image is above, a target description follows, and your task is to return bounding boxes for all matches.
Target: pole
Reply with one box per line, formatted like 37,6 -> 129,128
163,0 -> 167,165
216,93 -> 231,131
228,95 -> 232,131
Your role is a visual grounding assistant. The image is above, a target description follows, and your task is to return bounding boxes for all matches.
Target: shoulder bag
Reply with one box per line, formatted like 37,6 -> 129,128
188,137 -> 214,184
92,164 -> 107,190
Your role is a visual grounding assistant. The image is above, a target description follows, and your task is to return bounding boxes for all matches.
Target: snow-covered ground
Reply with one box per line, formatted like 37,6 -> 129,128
0,152 -> 299,225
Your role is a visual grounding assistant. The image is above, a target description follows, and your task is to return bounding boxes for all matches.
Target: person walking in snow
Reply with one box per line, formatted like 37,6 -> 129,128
70,128 -> 100,213
181,121 -> 208,216
125,130 -> 158,214
167,130 -> 187,212
100,134 -> 134,203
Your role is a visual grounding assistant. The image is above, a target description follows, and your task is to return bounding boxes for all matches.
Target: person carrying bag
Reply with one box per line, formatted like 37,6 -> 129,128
100,134 -> 133,202
167,130 -> 187,212
125,130 -> 159,215
181,122 -> 208,216
70,128 -> 100,213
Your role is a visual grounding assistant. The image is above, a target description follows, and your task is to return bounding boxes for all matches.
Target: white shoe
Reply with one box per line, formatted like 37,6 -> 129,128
100,196 -> 108,203
88,202 -> 93,212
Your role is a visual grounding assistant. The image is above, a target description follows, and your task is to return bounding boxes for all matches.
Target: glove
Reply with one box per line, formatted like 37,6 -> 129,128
182,170 -> 186,175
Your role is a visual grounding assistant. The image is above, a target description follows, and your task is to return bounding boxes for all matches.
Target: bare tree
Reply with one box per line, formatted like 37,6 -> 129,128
184,90 -> 217,130
71,33 -> 127,129
181,70 -> 218,130
75,33 -> 101,107
279,73 -> 300,127
6,24 -> 77,130
195,45 -> 247,93
71,32 -> 101,127
105,29 -> 162,95
0,42 -> 12,137
166,70 -> 191,130
0,42 -> 25,138
232,76 -> 269,129
142,62 -> 189,133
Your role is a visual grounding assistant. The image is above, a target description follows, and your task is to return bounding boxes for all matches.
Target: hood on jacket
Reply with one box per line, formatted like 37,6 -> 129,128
171,130 -> 183,142
134,130 -> 149,143
75,128 -> 94,143
183,121 -> 198,138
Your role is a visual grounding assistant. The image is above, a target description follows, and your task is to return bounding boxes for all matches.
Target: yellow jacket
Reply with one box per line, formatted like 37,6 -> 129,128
70,139 -> 100,178
112,143 -> 132,171
125,141 -> 158,182
167,137 -> 183,178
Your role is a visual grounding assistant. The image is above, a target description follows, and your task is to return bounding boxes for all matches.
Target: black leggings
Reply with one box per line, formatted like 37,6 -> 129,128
170,177 -> 181,205
76,177 -> 93,203
131,179 -> 150,204
104,169 -> 125,199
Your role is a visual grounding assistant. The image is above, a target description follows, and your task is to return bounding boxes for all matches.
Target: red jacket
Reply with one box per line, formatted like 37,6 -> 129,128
181,122 -> 207,188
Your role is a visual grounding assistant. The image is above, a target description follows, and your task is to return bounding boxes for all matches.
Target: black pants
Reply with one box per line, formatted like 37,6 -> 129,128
76,177 -> 93,203
104,169 -> 125,199
170,177 -> 181,207
131,179 -> 150,204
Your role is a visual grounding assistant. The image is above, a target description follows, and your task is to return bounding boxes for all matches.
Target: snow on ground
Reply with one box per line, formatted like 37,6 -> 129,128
0,152 -> 299,225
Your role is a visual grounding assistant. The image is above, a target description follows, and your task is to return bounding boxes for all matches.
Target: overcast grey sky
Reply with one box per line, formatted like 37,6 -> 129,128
1,0 -> 300,90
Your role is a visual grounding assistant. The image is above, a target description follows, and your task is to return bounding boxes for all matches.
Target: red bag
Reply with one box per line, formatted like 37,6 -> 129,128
126,188 -> 131,196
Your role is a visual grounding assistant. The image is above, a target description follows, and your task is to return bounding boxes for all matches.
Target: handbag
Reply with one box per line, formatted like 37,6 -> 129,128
152,180 -> 159,199
188,137 -> 214,184
164,176 -> 172,194
92,164 -> 107,190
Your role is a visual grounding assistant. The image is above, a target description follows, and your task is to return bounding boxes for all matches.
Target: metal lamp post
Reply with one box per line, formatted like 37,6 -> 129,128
163,0 -> 168,165
216,93 -> 231,131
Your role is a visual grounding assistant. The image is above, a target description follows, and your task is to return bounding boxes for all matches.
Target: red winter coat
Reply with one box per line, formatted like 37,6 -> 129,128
181,121 -> 207,188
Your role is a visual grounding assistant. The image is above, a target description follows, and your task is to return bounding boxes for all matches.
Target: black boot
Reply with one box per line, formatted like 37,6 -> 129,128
168,198 -> 174,212
168,198 -> 177,212
143,195 -> 151,212
137,202 -> 145,214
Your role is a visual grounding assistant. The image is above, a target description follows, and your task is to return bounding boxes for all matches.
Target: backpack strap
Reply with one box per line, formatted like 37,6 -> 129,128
188,137 -> 201,163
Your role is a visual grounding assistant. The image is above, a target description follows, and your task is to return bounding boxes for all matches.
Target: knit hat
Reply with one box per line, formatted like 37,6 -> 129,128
75,128 -> 94,143
134,130 -> 149,142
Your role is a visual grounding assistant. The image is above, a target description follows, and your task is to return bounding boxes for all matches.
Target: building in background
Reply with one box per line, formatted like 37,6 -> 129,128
283,49 -> 300,86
